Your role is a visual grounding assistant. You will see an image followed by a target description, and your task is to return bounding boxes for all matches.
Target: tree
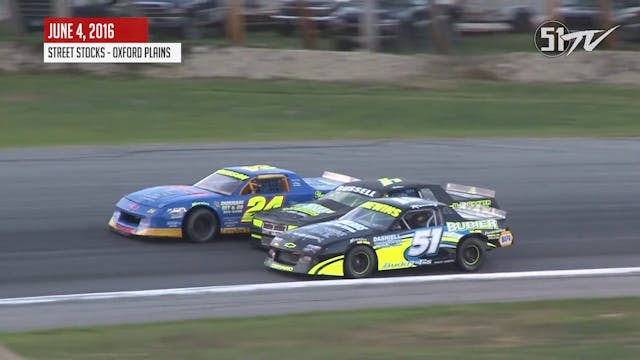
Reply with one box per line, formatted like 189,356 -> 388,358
7,0 -> 25,35
599,0 -> 615,49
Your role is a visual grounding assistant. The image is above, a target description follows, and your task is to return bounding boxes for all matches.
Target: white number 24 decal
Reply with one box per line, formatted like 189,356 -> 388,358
407,227 -> 444,257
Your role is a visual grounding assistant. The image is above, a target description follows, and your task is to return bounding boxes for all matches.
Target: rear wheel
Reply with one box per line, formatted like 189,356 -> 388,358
183,208 -> 219,243
456,237 -> 486,272
344,245 -> 377,279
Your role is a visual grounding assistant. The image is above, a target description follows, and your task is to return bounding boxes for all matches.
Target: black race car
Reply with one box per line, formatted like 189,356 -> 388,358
265,197 -> 513,279
251,177 -> 499,248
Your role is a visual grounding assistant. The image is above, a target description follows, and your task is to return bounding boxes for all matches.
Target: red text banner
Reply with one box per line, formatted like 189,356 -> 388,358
44,18 -> 148,43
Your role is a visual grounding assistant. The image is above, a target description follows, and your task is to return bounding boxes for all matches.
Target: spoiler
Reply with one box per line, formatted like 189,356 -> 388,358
321,171 -> 360,184
454,202 -> 507,220
446,183 -> 496,199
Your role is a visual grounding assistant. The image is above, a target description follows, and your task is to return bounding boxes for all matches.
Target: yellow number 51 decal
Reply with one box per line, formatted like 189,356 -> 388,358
241,195 -> 285,223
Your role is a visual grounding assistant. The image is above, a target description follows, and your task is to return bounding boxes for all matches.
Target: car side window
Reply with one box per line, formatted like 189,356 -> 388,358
402,209 -> 440,229
419,188 -> 437,202
387,188 -> 420,198
240,175 -> 290,195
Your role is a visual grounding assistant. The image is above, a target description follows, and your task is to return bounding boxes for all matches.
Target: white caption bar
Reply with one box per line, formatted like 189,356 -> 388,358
43,42 -> 182,64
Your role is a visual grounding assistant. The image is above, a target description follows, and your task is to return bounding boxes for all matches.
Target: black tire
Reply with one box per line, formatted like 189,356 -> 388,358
183,208 -> 219,243
344,245 -> 377,279
456,237 -> 486,272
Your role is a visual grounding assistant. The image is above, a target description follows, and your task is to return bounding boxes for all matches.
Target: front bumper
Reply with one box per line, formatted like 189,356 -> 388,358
251,218 -> 297,247
108,218 -> 182,237
264,248 -> 345,277
108,202 -> 183,238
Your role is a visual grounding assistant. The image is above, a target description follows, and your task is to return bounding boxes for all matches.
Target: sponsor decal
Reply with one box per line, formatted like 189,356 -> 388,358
270,262 -> 294,272
360,201 -> 402,217
499,230 -> 514,247
128,203 -> 140,210
450,199 -> 492,208
333,220 -> 368,233
191,201 -> 210,207
166,207 -> 187,219
220,200 -> 245,214
284,203 -> 335,217
166,220 -> 181,228
147,208 -> 156,214
284,242 -> 296,249
215,169 -> 250,180
373,234 -> 402,242
378,177 -> 402,186
382,261 -> 412,269
314,190 -> 323,199
220,227 -> 247,234
335,185 -> 377,197
433,259 -> 455,265
446,220 -> 499,231
350,238 -> 371,245
240,165 -> 276,172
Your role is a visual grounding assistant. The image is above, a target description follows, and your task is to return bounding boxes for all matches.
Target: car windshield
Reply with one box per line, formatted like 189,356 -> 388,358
193,173 -> 243,195
340,207 -> 396,231
321,190 -> 371,207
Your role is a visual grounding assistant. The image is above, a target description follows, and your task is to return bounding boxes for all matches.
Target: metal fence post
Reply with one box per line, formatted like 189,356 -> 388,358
53,0 -> 71,17
7,0 -> 25,34
599,0 -> 614,49
361,0 -> 377,52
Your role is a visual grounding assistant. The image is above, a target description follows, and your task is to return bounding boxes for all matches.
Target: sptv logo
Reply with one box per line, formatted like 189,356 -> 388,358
534,20 -> 619,57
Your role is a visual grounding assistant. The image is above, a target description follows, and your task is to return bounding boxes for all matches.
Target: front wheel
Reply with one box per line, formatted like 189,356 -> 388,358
456,238 -> 486,272
183,208 -> 219,243
344,245 -> 377,279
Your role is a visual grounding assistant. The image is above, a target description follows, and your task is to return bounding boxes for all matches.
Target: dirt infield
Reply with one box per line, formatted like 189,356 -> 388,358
1,44 -> 639,85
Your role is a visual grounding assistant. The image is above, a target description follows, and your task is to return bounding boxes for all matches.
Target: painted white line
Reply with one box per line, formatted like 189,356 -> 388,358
2,267 -> 640,306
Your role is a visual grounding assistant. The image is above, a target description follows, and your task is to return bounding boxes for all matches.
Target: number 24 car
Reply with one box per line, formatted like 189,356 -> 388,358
108,165 -> 356,243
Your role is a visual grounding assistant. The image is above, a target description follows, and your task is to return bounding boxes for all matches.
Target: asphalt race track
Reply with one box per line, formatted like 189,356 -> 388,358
1,139 -> 639,328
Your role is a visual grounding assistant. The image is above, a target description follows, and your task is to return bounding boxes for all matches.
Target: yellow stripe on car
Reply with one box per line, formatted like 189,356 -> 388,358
309,255 -> 345,275
137,228 -> 182,237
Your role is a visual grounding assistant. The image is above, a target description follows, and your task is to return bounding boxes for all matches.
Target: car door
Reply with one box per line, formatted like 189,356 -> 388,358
401,207 -> 445,262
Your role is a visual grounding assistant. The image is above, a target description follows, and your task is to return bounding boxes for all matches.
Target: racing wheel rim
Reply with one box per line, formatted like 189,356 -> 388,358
351,252 -> 371,275
463,244 -> 480,266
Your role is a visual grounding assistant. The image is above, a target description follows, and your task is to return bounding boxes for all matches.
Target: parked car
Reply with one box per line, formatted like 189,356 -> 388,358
271,0 -> 351,35
109,0 -> 227,39
558,0 -> 640,42
450,0 -> 539,33
327,0 -> 458,51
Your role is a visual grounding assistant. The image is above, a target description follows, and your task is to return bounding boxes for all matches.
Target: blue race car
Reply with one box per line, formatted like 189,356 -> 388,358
108,165 -> 357,242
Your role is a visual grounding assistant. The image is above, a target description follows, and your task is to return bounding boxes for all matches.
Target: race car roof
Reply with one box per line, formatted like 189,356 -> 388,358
223,165 -> 295,176
340,178 -> 434,194
366,196 -> 443,210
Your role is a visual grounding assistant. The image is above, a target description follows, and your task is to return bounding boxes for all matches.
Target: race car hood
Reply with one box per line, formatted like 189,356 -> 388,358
276,219 -> 379,247
256,199 -> 351,227
125,185 -> 214,208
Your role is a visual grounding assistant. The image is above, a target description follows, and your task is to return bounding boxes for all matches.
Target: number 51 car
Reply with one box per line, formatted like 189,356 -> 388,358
108,165 -> 357,243
265,196 -> 514,278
